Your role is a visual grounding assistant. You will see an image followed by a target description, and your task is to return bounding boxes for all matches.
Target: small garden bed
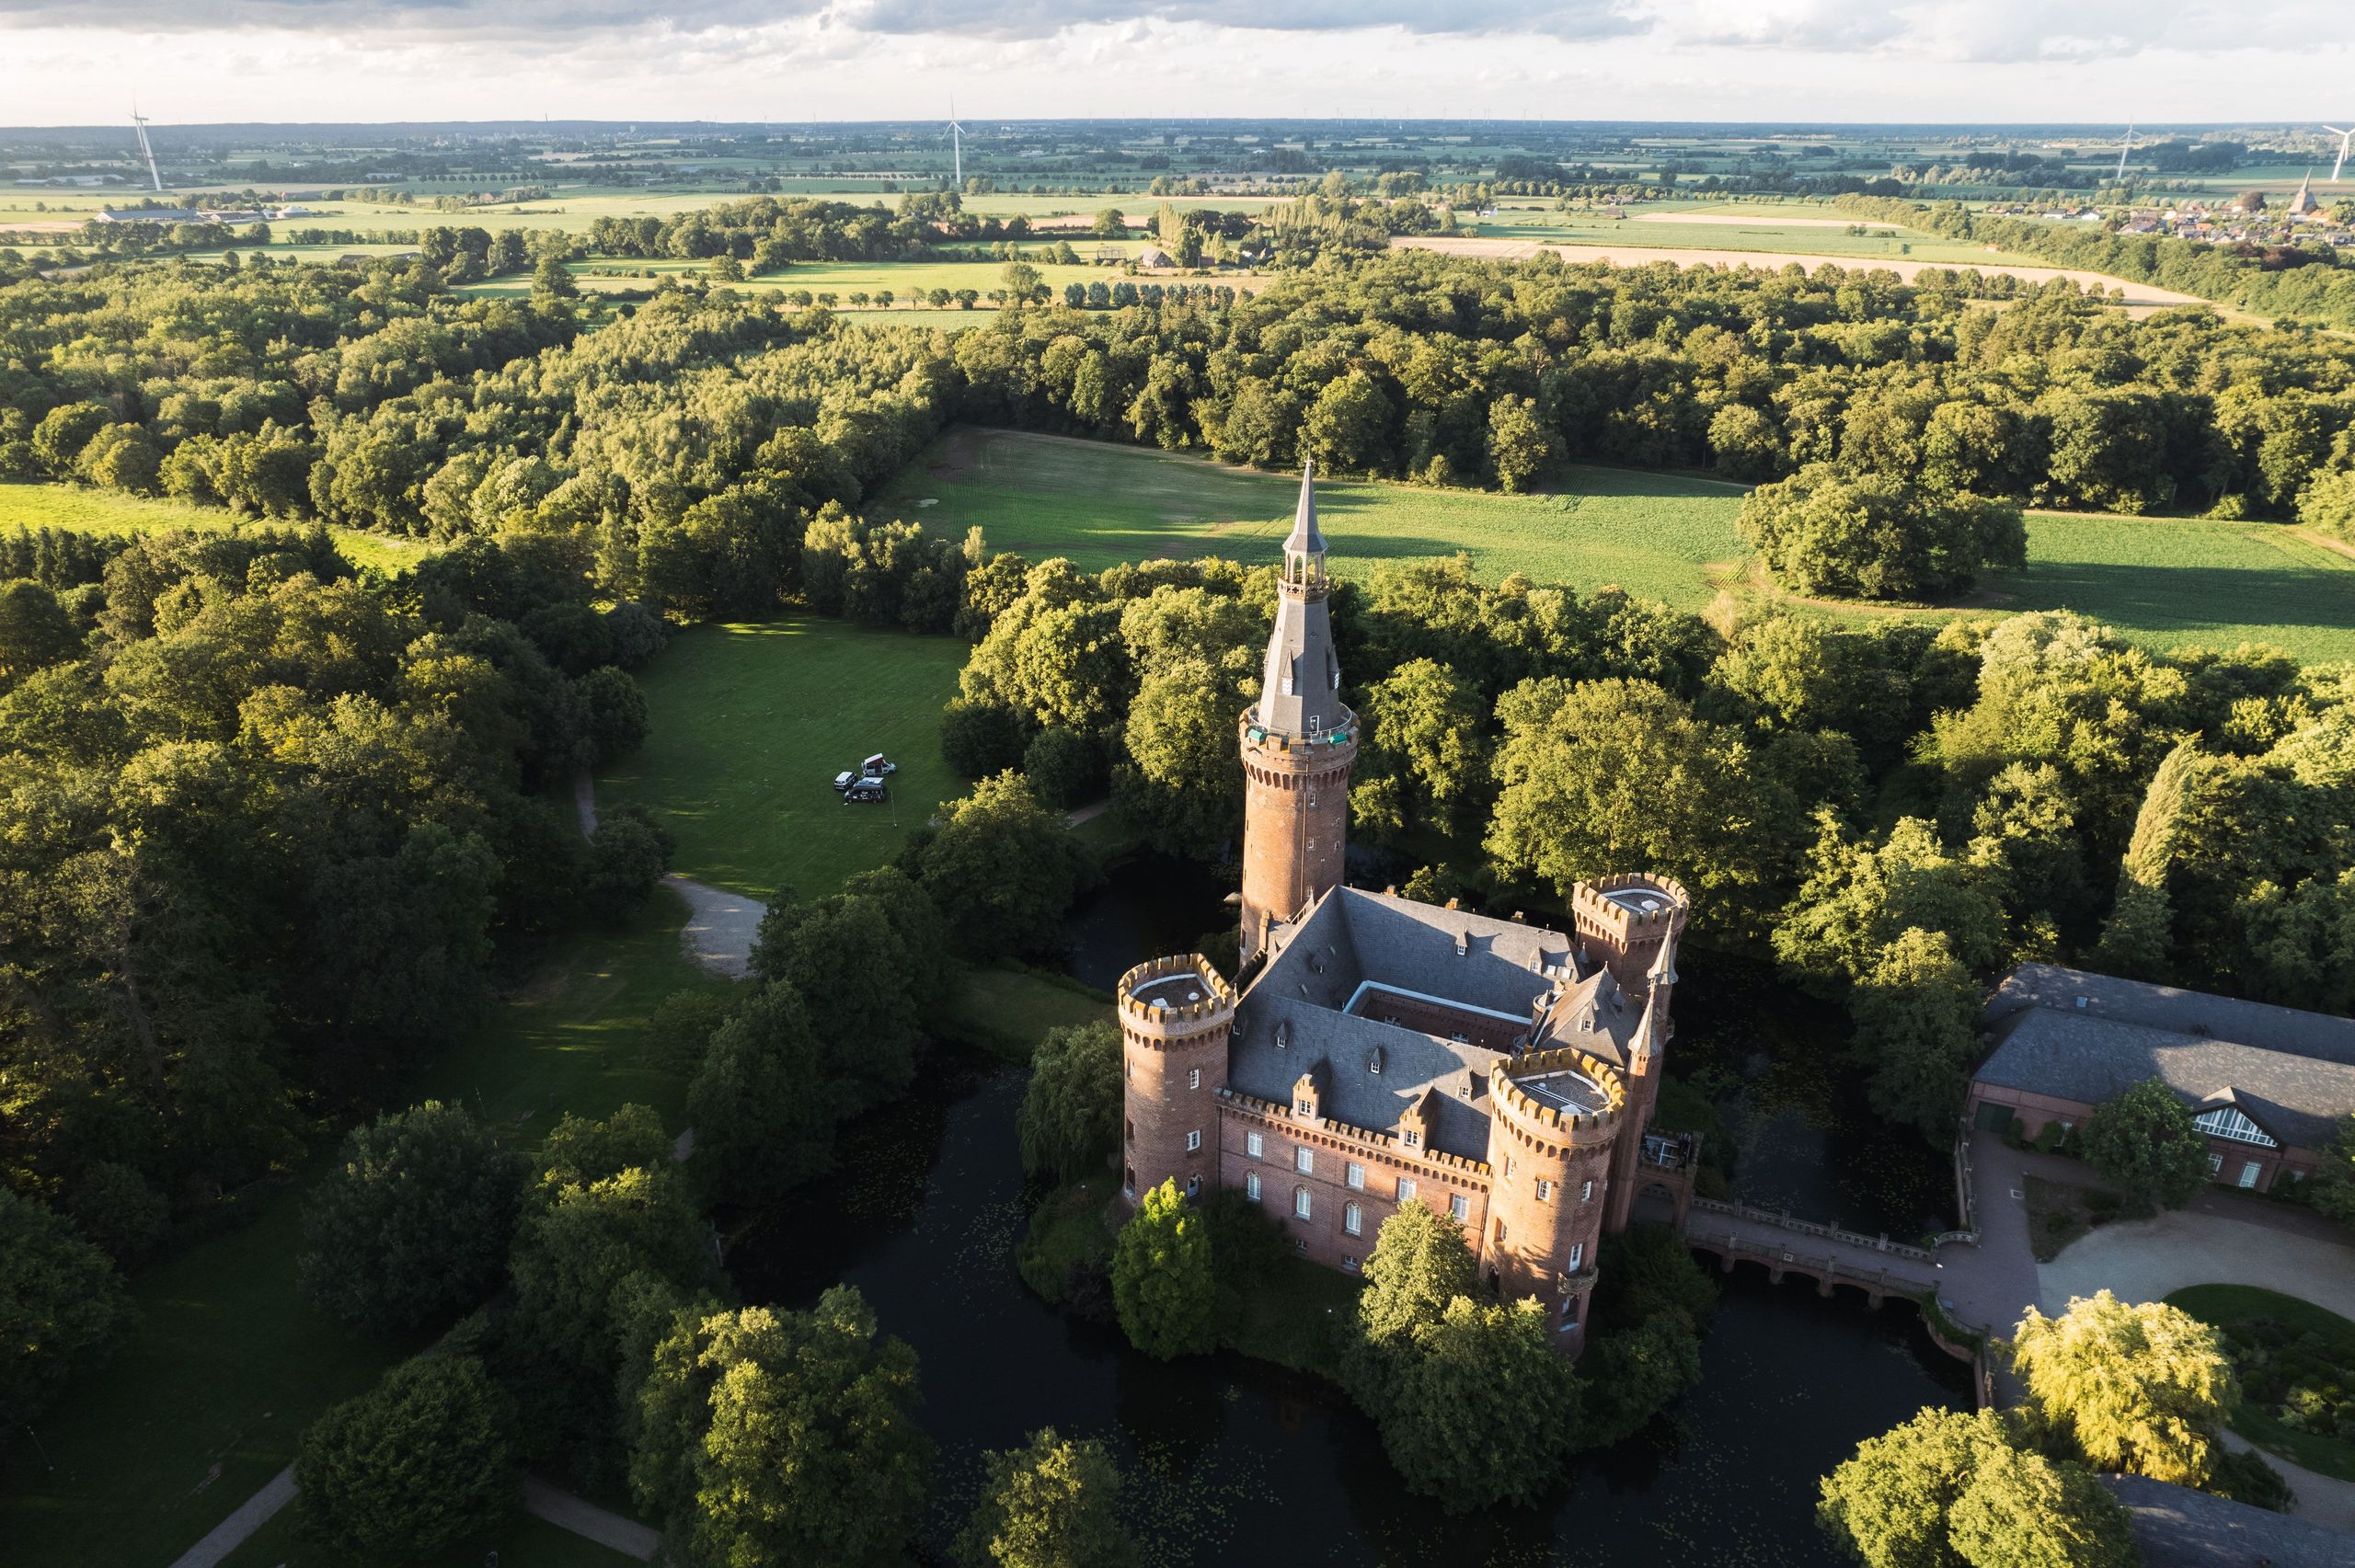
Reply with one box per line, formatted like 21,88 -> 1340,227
2022,1173 -> 2124,1262
2167,1284 -> 2355,1482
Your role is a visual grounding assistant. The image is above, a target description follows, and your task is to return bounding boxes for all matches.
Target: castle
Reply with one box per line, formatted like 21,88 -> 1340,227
1118,463 -> 1696,1353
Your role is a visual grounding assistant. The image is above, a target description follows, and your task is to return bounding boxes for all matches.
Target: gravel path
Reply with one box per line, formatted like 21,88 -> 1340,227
574,770 -> 766,979
165,1465 -> 294,1568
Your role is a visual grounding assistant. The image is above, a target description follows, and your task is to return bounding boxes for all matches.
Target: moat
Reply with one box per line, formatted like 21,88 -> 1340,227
728,857 -> 1972,1563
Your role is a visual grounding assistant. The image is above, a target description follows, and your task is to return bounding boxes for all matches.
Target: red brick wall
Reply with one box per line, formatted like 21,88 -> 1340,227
1484,1100 -> 1616,1312
1965,1084 -> 2319,1194
1239,731 -> 1354,956
1121,1013 -> 1229,1207
1348,989 -> 1525,1051
1217,1101 -> 1488,1273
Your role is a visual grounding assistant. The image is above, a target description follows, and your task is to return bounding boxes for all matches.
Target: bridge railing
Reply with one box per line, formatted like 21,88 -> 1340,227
1687,1196 -> 1937,1264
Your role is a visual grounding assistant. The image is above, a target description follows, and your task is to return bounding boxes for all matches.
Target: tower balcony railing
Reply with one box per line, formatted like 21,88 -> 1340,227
1240,702 -> 1357,751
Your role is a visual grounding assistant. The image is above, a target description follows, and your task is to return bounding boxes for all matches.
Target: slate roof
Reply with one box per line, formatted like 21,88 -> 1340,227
1976,964 -> 2355,1150
1227,888 -> 1576,1161
2100,1473 -> 2355,1567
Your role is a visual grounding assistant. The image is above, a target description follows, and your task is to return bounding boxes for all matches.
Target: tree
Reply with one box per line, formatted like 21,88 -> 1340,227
954,1427 -> 1138,1568
298,1100 -> 530,1335
1852,928 -> 1982,1141
686,984 -> 838,1206
1359,658 -> 1487,830
1001,260 -> 1046,305
915,771 -> 1091,960
294,1354 -> 519,1565
0,578 -> 78,686
1818,1407 -> 2135,1568
1487,395 -> 1559,492
583,806 -> 672,919
1,1188 -> 136,1436
1582,1310 -> 1704,1447
1737,464 -> 2026,601
1358,1200 -> 1481,1347
2080,1079 -> 2209,1214
532,255 -> 580,300
1109,1179 -> 1216,1359
536,1102 -> 673,1194
2311,1116 -> 2355,1229
1379,1296 -> 1580,1511
1487,678 -> 1799,939
1018,1021 -> 1122,1183
753,889 -> 931,1112
2091,738 -> 2198,979
1774,815 -> 2008,991
2010,1289 -> 2237,1485
630,1290 -> 931,1568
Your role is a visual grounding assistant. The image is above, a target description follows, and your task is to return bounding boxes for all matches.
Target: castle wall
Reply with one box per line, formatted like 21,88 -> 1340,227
1345,988 -> 1526,1052
1483,1052 -> 1625,1351
1215,1096 -> 1490,1274
1119,958 -> 1235,1209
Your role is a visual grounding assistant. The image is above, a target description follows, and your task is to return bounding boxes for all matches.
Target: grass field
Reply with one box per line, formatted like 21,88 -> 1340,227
942,967 -> 1113,1061
217,1495 -> 644,1568
874,428 -> 2355,664
595,617 -> 971,899
873,427 -> 1744,602
1475,200 -> 2017,268
2166,1284 -> 2355,1482
0,483 -> 430,575
0,890 -> 733,1568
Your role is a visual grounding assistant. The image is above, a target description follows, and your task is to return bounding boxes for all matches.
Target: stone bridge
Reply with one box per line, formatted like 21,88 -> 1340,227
1681,1196 -> 1946,1308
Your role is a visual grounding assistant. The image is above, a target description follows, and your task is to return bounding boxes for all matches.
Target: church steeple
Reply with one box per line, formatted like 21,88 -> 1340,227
1256,460 -> 1343,739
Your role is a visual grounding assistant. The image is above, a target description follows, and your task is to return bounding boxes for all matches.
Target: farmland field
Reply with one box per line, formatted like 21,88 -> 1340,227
595,616 -> 971,898
1473,199 -> 2015,268
873,427 -> 1743,603
454,249 -> 1248,304
876,427 -> 2355,663
0,483 -> 430,574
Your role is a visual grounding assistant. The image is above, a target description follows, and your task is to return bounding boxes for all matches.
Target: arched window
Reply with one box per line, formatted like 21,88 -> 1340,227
1292,1185 -> 1312,1220
1343,1201 -> 1361,1237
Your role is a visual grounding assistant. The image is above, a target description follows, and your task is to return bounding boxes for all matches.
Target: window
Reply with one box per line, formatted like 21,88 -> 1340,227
1188,1067 -> 1200,1090
1294,1145 -> 1315,1174
1124,1059 -> 1132,1082
1396,1177 -> 1419,1203
1450,1194 -> 1469,1223
1307,791 -> 1316,807
1125,1118 -> 1134,1145
1346,1162 -> 1365,1190
1246,1172 -> 1262,1201
1344,1201 -> 1362,1237
1580,1179 -> 1593,1205
1560,1296 -> 1580,1331
1186,1129 -> 1201,1152
1493,1218 -> 1507,1246
1295,1097 -> 1313,1116
1185,1174 -> 1200,1198
2239,1161 -> 2263,1189
1293,1186 -> 1313,1219
1124,1164 -> 1136,1195
1535,1178 -> 1554,1202
1567,1241 -> 1585,1271
1343,1254 -> 1360,1272
1246,1130 -> 1264,1160
2208,1152 -> 2225,1177
1402,1128 -> 1420,1149
1505,1155 -> 1517,1179
1296,1238 -> 1309,1253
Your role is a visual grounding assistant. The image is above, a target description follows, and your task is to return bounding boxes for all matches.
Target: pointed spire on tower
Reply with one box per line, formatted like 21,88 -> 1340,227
1284,458 -> 1327,557
1648,924 -> 1679,992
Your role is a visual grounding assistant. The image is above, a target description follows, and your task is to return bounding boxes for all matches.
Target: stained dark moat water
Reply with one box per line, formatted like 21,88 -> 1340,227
729,1049 -> 1973,1566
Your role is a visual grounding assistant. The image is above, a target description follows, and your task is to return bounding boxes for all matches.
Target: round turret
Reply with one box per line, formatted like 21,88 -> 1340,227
1117,955 -> 1235,1209
1483,1048 -> 1626,1352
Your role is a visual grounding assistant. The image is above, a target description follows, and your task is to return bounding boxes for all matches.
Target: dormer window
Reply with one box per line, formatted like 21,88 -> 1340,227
1369,1047 -> 1383,1076
1402,1128 -> 1420,1148
1275,1021 -> 1289,1048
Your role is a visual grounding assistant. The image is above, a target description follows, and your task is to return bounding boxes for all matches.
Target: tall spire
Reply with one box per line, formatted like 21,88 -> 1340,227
1254,460 -> 1342,738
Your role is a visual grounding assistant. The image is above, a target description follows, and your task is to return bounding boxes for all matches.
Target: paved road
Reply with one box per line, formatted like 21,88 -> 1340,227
523,1477 -> 661,1561
165,1465 -> 295,1568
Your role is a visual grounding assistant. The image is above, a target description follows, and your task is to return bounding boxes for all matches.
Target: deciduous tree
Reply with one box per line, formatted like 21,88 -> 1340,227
2080,1080 -> 2210,1214
1018,1021 -> 1122,1184
1109,1179 -> 1216,1360
2010,1289 -> 2237,1485
953,1426 -> 1138,1568
294,1354 -> 519,1565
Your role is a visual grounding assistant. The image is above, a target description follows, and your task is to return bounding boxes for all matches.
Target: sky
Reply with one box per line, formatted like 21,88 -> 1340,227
0,1 -> 2349,128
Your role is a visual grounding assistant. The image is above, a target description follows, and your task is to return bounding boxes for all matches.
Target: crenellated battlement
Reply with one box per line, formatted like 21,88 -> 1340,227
1491,1048 -> 1627,1146
1118,954 -> 1235,1030
1569,874 -> 1690,947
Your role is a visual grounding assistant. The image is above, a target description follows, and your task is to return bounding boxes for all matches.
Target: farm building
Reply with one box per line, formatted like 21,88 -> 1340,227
1968,963 -> 2355,1191
1133,243 -> 1175,269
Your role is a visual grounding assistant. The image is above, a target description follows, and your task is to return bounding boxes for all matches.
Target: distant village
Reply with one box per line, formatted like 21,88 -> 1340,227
1993,173 -> 2355,249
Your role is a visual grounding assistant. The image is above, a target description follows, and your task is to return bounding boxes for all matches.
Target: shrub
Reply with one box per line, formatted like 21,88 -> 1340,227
0,1188 -> 136,1435
294,1355 -> 519,1564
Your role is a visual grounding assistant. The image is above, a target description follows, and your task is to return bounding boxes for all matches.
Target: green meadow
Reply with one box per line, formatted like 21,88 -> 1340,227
0,483 -> 430,574
594,616 -> 971,899
873,427 -> 2355,664
1474,199 -> 2034,267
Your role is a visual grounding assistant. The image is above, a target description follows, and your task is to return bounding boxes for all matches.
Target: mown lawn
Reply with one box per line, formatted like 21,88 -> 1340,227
2166,1284 -> 2355,1482
873,427 -> 2355,664
871,426 -> 1744,604
0,890 -> 732,1568
595,616 -> 971,898
218,1499 -> 643,1568
942,967 -> 1113,1062
0,482 -> 430,575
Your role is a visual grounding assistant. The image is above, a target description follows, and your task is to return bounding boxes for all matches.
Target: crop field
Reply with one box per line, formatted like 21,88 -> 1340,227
877,428 -> 2355,663
874,426 -> 1743,602
0,890 -> 727,1568
595,616 -> 971,898
1470,200 -> 2019,266
0,482 -> 431,573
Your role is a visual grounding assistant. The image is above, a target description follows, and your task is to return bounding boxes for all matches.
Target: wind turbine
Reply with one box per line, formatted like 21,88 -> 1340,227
131,102 -> 161,192
2114,120 -> 2134,184
2326,124 -> 2355,184
947,98 -> 964,189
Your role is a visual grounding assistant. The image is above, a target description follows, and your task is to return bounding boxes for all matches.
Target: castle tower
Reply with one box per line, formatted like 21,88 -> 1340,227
1116,955 -> 1235,1210
1484,1048 -> 1626,1355
1238,462 -> 1358,959
1568,875 -> 1689,1234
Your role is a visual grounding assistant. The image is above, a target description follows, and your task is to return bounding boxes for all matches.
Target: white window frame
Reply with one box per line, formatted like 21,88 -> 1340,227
1535,1178 -> 1554,1202
1580,1179 -> 1593,1205
1397,1177 -> 1419,1203
1246,1172 -> 1262,1201
2239,1160 -> 2263,1189
1246,1130 -> 1264,1160
1344,1201 -> 1362,1237
1186,1129 -> 1201,1152
1188,1067 -> 1200,1090
1568,1241 -> 1584,1271
1450,1194 -> 1469,1223
1346,1162 -> 1365,1190
1293,1186 -> 1313,1220
1294,1145 -> 1315,1175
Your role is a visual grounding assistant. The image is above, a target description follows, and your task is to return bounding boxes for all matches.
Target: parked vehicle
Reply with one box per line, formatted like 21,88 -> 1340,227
862,753 -> 897,776
832,770 -> 858,793
844,778 -> 889,804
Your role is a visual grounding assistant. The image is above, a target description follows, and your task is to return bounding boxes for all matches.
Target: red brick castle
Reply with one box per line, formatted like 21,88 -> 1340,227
1119,464 -> 1698,1352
